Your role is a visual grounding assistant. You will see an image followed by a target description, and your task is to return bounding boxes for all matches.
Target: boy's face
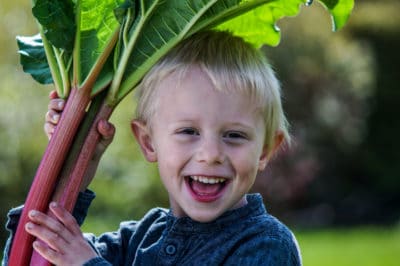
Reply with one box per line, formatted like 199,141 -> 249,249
132,66 -> 271,222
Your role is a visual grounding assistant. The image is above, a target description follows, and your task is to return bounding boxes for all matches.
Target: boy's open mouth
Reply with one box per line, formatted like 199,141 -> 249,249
186,175 -> 228,202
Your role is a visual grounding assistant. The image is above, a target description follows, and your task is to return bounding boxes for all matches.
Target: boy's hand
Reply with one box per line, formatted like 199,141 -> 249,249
44,90 -> 115,145
44,90 -> 115,190
44,90 -> 65,140
25,202 -> 97,265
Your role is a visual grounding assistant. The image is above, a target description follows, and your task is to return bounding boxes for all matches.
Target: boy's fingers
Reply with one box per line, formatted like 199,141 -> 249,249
27,208 -> 74,243
98,119 -> 115,140
44,109 -> 59,140
49,202 -> 82,236
27,210 -> 62,234
95,120 -> 115,156
32,239 -> 61,263
48,98 -> 65,112
25,221 -> 68,251
44,123 -> 55,140
49,90 -> 59,100
45,110 -> 61,124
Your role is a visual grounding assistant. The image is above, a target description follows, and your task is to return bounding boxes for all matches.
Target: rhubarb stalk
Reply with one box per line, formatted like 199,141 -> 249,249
29,91 -> 113,266
8,87 -> 92,266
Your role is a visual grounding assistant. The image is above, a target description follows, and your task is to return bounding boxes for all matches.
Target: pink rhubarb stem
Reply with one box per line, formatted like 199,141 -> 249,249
8,87 -> 91,266
58,104 -> 114,209
29,102 -> 114,266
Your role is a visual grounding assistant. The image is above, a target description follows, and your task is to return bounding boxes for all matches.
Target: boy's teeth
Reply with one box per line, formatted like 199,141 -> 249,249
190,175 -> 225,184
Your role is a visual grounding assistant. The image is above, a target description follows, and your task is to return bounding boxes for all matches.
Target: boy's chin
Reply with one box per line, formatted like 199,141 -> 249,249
180,195 -> 249,223
187,211 -> 222,223
184,202 -> 232,223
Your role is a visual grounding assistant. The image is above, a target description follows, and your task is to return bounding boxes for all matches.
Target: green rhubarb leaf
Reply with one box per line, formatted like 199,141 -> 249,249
112,0 -> 138,79
217,0 -> 308,47
18,0 -> 354,99
111,0 -> 311,101
112,0 -> 220,104
114,0 -> 136,24
317,0 -> 354,31
78,0 -> 124,88
89,56 -> 115,97
107,0 -> 162,104
16,34 -> 53,84
32,0 -> 76,52
188,0 -> 265,35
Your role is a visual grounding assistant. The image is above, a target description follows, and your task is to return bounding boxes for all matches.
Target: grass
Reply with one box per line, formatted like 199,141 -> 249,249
295,226 -> 400,266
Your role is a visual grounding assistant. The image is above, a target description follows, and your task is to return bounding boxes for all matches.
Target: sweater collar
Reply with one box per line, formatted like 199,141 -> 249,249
165,193 -> 266,234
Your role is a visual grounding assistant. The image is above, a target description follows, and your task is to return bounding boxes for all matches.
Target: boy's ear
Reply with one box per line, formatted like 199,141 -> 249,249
130,120 -> 157,162
258,131 -> 284,171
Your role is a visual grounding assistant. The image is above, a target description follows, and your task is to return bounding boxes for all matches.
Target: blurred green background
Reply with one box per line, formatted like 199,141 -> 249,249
1,0 -> 399,265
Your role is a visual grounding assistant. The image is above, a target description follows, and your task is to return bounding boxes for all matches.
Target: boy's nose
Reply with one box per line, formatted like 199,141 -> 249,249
195,137 -> 225,164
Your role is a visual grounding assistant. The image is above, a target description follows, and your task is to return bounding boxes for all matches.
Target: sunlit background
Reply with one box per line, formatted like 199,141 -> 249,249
1,1 -> 399,265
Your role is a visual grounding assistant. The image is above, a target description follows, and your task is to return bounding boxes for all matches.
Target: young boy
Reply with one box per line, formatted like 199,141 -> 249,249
4,30 -> 302,265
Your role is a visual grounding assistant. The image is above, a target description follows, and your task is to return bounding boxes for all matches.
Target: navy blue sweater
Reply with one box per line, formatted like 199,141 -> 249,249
3,192 -> 301,266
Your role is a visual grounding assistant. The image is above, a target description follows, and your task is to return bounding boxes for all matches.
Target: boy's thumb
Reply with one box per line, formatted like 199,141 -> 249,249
95,119 -> 115,156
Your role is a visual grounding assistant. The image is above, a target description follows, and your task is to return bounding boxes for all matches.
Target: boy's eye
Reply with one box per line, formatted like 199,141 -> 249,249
178,128 -> 199,135
223,131 -> 247,140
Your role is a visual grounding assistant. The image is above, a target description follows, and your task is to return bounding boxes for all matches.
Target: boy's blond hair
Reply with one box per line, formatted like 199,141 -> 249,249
135,30 -> 290,150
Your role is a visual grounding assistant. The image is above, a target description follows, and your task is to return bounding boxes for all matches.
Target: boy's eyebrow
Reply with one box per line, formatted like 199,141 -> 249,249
224,122 -> 258,133
171,120 -> 258,131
